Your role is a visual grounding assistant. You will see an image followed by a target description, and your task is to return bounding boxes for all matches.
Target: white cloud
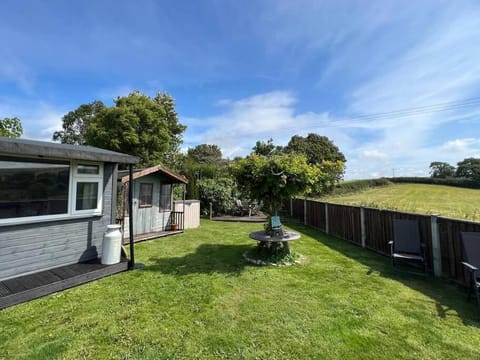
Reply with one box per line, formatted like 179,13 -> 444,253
441,138 -> 480,154
183,91 -> 352,159
0,96 -> 67,142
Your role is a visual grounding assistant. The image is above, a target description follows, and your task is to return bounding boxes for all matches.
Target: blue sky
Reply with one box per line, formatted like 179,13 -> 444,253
1,0 -> 480,179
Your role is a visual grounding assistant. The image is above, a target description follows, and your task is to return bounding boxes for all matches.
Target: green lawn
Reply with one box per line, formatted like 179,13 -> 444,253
320,183 -> 480,221
1,220 -> 480,359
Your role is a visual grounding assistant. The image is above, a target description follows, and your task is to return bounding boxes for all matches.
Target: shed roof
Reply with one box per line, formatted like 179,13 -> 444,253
119,164 -> 188,184
0,137 -> 139,164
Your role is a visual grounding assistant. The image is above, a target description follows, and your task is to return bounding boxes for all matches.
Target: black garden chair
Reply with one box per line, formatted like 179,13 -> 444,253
388,219 -> 427,273
460,232 -> 480,308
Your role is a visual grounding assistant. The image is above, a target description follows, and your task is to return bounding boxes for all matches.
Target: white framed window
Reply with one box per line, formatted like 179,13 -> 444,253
71,161 -> 103,215
0,157 -> 104,225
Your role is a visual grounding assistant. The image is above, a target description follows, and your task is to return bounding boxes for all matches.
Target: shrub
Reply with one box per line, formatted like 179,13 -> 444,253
197,177 -> 238,216
388,177 -> 480,189
329,178 -> 392,195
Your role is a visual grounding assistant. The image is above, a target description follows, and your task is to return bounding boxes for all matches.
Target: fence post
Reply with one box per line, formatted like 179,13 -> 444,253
209,202 -> 213,221
290,198 -> 293,217
325,203 -> 329,234
360,207 -> 366,248
304,199 -> 307,225
430,215 -> 442,277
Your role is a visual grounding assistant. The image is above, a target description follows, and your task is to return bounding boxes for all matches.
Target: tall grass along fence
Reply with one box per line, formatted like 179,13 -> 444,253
286,198 -> 480,287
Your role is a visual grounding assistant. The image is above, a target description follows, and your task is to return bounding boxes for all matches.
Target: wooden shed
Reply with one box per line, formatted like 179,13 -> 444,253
118,165 -> 189,243
0,136 -> 138,308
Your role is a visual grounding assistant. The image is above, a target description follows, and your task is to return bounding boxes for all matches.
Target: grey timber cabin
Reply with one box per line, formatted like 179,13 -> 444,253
118,165 -> 189,243
0,137 -> 138,282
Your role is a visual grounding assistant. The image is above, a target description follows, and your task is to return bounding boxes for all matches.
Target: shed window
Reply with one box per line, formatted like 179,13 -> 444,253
139,183 -> 153,207
159,184 -> 172,211
0,158 -> 70,220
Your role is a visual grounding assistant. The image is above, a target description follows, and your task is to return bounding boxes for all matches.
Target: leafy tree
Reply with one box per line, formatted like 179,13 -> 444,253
77,91 -> 186,167
0,117 -> 23,138
285,133 -> 346,164
52,101 -> 105,144
284,133 -> 346,183
154,93 -> 185,168
456,158 -> 480,179
187,144 -> 223,165
429,162 -> 455,178
252,138 -> 283,156
232,153 -> 326,216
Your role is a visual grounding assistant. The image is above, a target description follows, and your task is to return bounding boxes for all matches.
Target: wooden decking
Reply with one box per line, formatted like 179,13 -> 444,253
0,259 -> 129,310
123,230 -> 184,244
212,215 -> 268,223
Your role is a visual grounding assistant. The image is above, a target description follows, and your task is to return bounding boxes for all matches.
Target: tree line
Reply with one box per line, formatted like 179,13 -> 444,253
429,159 -> 480,180
1,90 -> 346,215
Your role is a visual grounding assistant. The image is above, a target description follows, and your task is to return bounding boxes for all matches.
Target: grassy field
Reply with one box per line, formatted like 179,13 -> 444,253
320,183 -> 480,221
1,220 -> 480,359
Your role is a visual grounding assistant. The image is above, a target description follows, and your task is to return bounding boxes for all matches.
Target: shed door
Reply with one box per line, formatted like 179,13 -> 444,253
134,182 -> 155,235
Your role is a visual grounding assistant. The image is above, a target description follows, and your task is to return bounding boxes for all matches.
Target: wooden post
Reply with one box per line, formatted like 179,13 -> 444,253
360,207 -> 366,248
325,203 -> 329,234
128,164 -> 135,269
290,198 -> 293,217
182,184 -> 186,231
304,198 -> 307,225
431,215 -> 442,277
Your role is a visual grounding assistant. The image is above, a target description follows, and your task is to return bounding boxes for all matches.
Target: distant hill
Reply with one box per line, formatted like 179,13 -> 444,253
319,183 -> 480,221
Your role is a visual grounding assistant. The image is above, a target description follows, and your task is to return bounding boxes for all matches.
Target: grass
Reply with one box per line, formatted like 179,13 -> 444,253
320,183 -> 480,221
1,219 -> 480,359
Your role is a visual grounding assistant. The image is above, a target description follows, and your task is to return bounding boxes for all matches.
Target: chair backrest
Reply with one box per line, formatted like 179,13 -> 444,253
461,232 -> 480,269
271,216 -> 282,229
236,199 -> 242,207
393,219 -> 422,254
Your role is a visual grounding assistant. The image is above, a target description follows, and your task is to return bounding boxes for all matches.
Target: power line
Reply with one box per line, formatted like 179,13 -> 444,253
272,96 -> 480,134
348,96 -> 480,121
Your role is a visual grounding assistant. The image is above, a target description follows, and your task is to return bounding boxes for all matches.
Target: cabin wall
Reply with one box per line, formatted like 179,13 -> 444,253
0,163 -> 115,281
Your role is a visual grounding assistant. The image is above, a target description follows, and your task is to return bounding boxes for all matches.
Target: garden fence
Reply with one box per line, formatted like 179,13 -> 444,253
285,198 -> 480,286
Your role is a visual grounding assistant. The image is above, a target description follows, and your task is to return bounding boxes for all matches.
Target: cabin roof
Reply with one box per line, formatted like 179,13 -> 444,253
0,137 -> 139,164
119,164 -> 188,184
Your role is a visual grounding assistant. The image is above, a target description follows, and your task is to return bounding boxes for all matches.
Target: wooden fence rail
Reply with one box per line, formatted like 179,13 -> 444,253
286,198 -> 476,286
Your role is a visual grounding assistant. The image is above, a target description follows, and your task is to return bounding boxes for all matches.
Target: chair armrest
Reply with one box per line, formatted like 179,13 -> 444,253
462,261 -> 479,272
388,241 -> 393,245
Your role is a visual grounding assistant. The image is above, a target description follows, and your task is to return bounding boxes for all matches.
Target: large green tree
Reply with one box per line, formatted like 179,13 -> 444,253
232,153 -> 326,216
52,101 -> 105,145
252,138 -> 283,156
53,91 -> 186,167
456,158 -> 480,180
187,144 -> 223,165
429,161 -> 455,178
285,133 -> 346,164
283,133 -> 346,189
0,117 -> 23,138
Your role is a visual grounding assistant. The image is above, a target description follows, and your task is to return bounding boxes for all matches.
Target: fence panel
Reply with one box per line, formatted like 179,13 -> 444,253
306,200 -> 326,230
437,217 -> 480,285
327,203 -> 362,245
291,198 -> 305,222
